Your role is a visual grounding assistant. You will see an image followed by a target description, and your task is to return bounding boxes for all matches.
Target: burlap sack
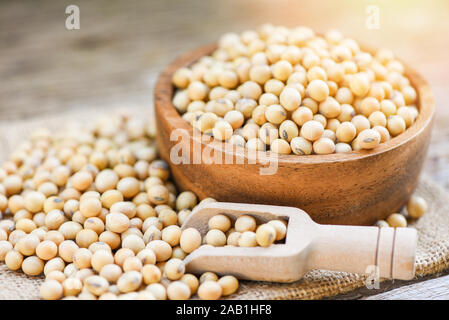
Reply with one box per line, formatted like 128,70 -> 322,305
1,107 -> 448,300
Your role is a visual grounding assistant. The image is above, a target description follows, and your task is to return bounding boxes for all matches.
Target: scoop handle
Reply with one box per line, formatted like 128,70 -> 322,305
307,224 -> 417,280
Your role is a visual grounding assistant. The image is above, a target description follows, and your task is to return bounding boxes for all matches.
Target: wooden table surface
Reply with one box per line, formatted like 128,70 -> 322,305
1,0 -> 449,299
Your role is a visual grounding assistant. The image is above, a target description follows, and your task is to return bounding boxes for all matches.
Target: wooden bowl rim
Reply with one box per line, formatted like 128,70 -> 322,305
155,43 -> 435,165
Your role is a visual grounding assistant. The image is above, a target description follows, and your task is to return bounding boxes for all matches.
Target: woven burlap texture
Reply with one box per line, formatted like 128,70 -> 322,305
0,107 -> 448,300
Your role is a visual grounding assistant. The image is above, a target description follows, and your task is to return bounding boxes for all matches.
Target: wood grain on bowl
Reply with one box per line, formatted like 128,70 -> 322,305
154,44 -> 434,226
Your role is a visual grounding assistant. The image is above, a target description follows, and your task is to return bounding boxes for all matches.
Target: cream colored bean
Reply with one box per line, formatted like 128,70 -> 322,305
267,220 -> 287,241
306,80 -> 329,102
407,196 -> 427,219
386,213 -> 407,228
208,215 -> 231,233
357,129 -> 381,149
313,138 -> 336,154
218,275 -> 239,296
255,224 -> 276,247
238,231 -> 257,247
270,139 -> 292,154
300,120 -> 324,141
290,137 -> 312,155
279,87 -> 301,111
265,105 -> 287,125
198,280 -> 222,300
205,229 -> 227,247
180,228 -> 202,253
234,215 -> 256,232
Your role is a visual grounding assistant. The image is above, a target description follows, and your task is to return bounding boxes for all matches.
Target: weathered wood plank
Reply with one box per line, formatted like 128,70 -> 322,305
363,275 -> 449,300
328,270 -> 449,300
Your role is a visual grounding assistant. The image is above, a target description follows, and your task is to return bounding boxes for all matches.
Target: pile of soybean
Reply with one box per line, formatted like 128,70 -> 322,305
0,113 -> 286,300
172,25 -> 419,155
0,111 -> 427,300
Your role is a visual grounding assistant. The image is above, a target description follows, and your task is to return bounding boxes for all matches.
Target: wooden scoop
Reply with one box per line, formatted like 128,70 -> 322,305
182,202 -> 417,283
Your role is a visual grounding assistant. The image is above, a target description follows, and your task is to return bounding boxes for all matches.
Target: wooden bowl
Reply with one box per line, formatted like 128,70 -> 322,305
154,44 -> 434,225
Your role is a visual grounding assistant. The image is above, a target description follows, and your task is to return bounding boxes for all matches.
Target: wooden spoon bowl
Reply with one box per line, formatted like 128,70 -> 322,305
154,44 -> 434,225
